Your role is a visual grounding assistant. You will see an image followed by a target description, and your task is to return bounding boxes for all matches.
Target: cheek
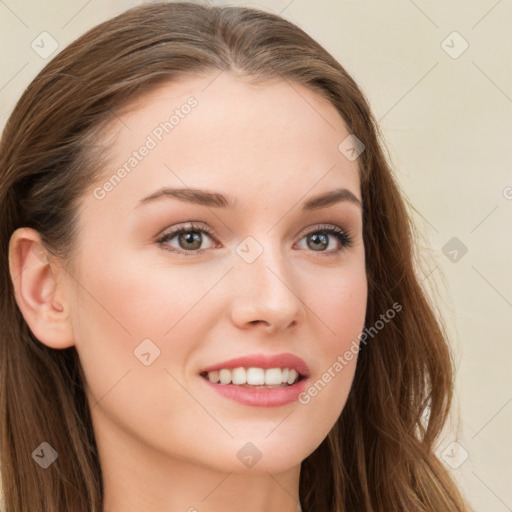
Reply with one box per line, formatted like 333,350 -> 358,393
297,265 -> 367,417
69,249 -> 230,394
304,262 -> 367,347
72,247 -> 212,341
69,252 -> 174,393
69,251 -> 210,446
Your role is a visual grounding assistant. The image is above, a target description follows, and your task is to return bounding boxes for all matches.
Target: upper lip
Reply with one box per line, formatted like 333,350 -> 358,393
200,352 -> 310,378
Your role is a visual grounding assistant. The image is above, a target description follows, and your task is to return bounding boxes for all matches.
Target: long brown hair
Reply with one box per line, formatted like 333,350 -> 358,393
0,2 -> 472,511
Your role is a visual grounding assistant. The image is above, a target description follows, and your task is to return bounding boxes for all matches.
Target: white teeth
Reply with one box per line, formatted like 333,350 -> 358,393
219,369 -> 232,385
203,367 -> 301,386
231,367 -> 246,385
287,369 -> 298,385
246,367 -> 265,385
265,368 -> 283,385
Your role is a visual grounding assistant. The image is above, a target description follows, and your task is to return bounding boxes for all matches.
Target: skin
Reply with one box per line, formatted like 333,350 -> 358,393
9,72 -> 367,512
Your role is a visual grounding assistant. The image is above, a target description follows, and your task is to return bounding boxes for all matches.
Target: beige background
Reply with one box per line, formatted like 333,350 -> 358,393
1,1 -> 511,510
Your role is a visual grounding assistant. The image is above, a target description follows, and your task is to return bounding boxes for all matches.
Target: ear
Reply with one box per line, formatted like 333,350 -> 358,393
8,227 -> 75,349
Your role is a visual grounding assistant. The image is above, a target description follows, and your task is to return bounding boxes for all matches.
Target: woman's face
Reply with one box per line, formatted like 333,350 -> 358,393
67,72 -> 367,474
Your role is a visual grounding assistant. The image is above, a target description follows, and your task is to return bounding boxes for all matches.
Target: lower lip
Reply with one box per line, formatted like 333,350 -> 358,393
201,376 -> 308,407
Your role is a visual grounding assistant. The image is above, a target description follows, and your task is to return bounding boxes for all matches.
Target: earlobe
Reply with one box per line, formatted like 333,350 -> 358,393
8,227 -> 75,349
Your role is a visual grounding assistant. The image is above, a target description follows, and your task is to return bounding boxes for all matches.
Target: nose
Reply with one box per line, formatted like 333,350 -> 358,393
230,246 -> 306,335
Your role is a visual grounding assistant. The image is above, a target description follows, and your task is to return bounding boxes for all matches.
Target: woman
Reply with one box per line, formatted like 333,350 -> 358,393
0,2 -> 473,511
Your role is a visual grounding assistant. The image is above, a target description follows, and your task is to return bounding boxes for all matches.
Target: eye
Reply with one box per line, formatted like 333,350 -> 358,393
295,224 -> 353,256
156,222 -> 218,256
156,222 -> 353,257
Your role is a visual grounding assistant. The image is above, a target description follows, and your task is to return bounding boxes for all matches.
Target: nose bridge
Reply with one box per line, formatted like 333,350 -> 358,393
230,234 -> 306,331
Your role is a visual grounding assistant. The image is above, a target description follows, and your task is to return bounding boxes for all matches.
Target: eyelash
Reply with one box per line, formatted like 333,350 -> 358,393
155,221 -> 353,257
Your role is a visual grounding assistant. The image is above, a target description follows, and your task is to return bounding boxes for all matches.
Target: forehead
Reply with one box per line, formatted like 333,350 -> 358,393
86,72 -> 361,217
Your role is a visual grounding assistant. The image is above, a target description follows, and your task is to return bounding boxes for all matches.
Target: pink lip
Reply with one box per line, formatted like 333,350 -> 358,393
201,377 -> 308,407
199,352 -> 310,377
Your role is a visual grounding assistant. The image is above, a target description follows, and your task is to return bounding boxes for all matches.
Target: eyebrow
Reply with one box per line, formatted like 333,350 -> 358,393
135,186 -> 362,211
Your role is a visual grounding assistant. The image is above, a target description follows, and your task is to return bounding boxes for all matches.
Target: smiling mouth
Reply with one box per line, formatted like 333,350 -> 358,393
199,367 -> 304,388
